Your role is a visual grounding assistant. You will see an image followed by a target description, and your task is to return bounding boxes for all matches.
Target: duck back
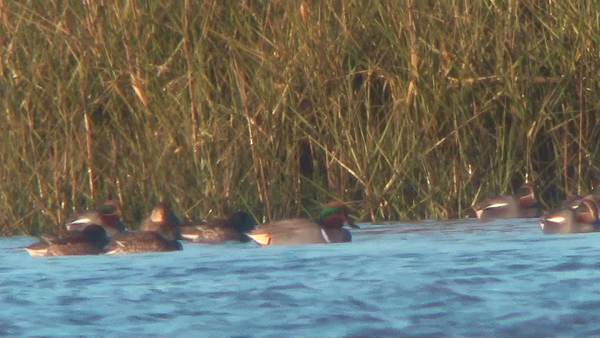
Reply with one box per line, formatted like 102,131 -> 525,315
250,219 -> 345,245
105,231 -> 182,254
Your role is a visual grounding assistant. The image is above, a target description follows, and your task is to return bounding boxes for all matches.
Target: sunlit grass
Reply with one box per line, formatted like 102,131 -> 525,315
1,0 -> 599,235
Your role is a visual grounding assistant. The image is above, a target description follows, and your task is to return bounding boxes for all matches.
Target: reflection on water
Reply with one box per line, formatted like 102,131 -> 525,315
2,218 -> 600,337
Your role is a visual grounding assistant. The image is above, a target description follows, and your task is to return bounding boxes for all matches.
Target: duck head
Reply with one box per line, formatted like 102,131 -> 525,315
66,200 -> 125,235
517,183 -> 537,208
143,201 -> 182,240
96,200 -> 125,231
82,224 -> 109,248
319,201 -> 359,229
229,211 -> 257,233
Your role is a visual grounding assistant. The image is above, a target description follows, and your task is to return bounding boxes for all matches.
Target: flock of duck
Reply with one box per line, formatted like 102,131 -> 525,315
471,183 -> 600,234
23,184 -> 599,257
23,200 -> 358,257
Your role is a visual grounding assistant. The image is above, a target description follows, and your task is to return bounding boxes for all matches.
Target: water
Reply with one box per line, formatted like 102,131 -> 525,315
2,218 -> 600,337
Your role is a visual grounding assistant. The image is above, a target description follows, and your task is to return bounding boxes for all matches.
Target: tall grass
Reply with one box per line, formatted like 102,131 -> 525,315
1,0 -> 599,235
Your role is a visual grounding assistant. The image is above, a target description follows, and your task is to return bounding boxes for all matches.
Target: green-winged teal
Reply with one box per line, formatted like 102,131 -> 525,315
560,188 -> 600,209
540,198 -> 600,234
248,201 -> 359,246
65,200 -> 125,235
471,184 -> 540,221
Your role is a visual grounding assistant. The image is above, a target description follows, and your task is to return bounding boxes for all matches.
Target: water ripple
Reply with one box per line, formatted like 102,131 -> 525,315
2,220 -> 600,336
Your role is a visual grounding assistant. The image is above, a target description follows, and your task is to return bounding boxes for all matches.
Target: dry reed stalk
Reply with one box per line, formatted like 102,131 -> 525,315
82,98 -> 96,201
405,0 -> 418,110
563,126 -> 568,195
233,59 -> 272,220
2,0 -> 600,232
184,0 -> 199,155
577,66 -> 584,194
111,134 -> 124,206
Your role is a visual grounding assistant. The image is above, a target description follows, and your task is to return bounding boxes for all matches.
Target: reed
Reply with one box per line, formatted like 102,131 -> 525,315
1,0 -> 599,235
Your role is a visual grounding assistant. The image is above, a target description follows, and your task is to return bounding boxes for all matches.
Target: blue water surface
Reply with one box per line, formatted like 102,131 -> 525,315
2,218 -> 600,337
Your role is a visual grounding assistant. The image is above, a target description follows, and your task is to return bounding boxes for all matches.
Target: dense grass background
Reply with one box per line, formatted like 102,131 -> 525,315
1,0 -> 600,235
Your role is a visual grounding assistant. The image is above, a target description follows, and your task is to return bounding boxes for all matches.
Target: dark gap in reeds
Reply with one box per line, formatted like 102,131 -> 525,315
1,0 -> 600,235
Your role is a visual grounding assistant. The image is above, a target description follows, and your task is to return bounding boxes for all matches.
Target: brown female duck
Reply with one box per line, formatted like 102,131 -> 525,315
139,201 -> 182,240
104,231 -> 182,254
24,224 -> 109,257
104,202 -> 182,254
180,211 -> 256,244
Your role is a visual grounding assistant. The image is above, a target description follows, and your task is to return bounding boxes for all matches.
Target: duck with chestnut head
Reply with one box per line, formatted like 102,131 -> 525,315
65,200 -> 125,235
560,187 -> 600,210
471,184 -> 541,221
248,201 -> 359,246
540,198 -> 600,234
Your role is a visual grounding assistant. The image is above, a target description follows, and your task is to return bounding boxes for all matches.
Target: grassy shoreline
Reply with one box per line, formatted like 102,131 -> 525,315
1,1 -> 599,235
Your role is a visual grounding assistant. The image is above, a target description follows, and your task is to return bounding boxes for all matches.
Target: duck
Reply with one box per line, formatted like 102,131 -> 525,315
65,200 -> 125,235
139,201 -> 181,240
471,183 -> 541,221
560,194 -> 585,209
180,211 -> 256,243
104,231 -> 182,254
104,202 -> 182,254
24,224 -> 109,257
247,201 -> 359,246
560,188 -> 600,209
540,198 -> 600,234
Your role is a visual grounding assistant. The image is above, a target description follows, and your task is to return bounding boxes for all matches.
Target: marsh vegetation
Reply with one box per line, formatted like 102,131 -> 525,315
1,0 -> 599,235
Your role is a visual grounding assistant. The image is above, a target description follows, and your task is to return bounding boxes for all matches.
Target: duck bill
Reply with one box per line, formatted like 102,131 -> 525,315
346,219 -> 360,229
